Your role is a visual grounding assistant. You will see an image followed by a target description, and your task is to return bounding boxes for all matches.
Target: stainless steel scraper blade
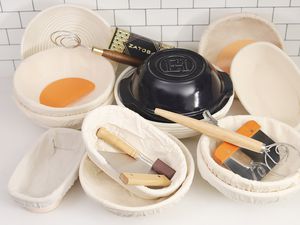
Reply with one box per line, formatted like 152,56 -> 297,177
100,151 -> 155,174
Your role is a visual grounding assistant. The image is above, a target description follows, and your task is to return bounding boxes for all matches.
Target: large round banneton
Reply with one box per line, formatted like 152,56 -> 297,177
231,42 -> 300,130
14,47 -> 115,117
21,4 -> 113,60
197,115 -> 300,198
14,92 -> 114,129
79,133 -> 195,217
198,13 -> 284,68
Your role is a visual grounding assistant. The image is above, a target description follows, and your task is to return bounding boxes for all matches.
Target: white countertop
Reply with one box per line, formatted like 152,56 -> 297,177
1,75 -> 299,225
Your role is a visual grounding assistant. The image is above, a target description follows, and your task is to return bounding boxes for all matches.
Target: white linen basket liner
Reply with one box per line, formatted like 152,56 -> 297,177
14,47 -> 115,117
82,105 -> 188,199
114,66 -> 234,139
79,134 -> 195,216
230,42 -> 300,131
8,128 -> 86,212
197,115 -> 300,194
198,13 -> 284,66
21,4 -> 112,59
14,92 -> 114,129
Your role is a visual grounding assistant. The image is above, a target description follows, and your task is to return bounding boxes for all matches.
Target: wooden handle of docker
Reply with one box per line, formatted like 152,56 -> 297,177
91,47 -> 143,67
96,128 -> 139,159
119,172 -> 171,187
154,108 -> 264,153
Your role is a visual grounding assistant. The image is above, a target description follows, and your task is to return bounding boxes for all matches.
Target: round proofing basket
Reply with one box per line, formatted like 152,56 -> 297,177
14,47 -> 115,117
198,13 -> 284,66
197,115 -> 300,195
114,66 -> 234,139
21,4 -> 113,60
230,42 -> 300,131
197,147 -> 300,204
79,134 -> 195,217
14,93 -> 114,129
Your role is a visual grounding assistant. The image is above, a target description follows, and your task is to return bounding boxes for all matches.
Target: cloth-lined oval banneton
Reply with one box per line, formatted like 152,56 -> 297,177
82,105 -> 188,199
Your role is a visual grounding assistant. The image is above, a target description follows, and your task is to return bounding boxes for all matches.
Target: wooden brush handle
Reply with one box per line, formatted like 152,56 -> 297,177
96,128 -> 139,159
154,108 -> 264,153
92,47 -> 143,67
120,172 -> 171,187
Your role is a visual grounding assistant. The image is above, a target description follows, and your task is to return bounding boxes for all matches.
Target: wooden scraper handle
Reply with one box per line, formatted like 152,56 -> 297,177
120,172 -> 171,187
154,108 -> 265,153
96,127 -> 139,159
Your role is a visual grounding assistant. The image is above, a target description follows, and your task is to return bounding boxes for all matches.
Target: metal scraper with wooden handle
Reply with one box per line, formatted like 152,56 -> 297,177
96,127 -> 176,179
154,108 -> 265,153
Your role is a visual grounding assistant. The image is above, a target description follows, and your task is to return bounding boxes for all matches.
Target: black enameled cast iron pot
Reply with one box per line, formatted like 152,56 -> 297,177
118,48 -> 233,123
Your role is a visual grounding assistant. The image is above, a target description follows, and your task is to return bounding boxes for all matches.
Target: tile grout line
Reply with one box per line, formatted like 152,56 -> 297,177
191,25 -> 194,41
0,58 -> 19,61
12,60 -> 17,70
18,11 -> 23,29
113,9 -> 116,26
177,8 -> 179,25
208,7 -> 211,25
31,0 -> 35,11
160,25 -> 162,42
5,28 -> 10,45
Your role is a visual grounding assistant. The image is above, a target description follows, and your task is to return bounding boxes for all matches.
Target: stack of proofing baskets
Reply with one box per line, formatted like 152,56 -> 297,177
197,14 -> 300,203
7,3 -> 300,216
13,4 -> 117,129
9,4 -> 195,216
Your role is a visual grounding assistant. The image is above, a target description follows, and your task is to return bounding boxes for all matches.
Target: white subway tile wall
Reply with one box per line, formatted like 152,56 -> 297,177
287,25 -> 300,39
97,10 -> 115,25
146,9 -> 177,25
225,0 -> 258,7
161,0 -> 193,9
241,7 -> 273,21
162,26 -> 193,41
291,0 -> 300,6
0,0 -> 299,76
210,8 -> 242,22
178,9 -> 209,25
275,24 -> 287,40
258,0 -> 290,6
194,0 -> 225,8
115,10 -> 145,26
65,0 -> 97,9
33,0 -> 64,10
131,26 -> 162,41
129,0 -> 160,9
